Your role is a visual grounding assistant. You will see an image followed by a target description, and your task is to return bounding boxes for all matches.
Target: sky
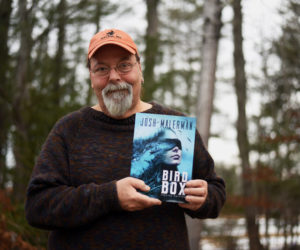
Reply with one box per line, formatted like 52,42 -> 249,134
98,0 -> 284,166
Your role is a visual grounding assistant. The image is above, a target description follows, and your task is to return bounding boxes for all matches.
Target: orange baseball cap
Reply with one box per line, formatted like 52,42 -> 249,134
87,29 -> 139,59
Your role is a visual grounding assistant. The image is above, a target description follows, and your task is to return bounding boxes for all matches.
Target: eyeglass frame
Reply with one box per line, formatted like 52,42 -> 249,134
90,61 -> 138,77
87,54 -> 141,77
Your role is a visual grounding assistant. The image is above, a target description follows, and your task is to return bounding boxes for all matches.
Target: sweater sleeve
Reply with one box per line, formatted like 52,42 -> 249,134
184,132 -> 226,219
25,112 -> 122,230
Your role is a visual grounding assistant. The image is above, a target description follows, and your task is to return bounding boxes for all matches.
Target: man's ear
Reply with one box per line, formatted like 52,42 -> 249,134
138,63 -> 144,84
89,73 -> 95,89
138,61 -> 142,71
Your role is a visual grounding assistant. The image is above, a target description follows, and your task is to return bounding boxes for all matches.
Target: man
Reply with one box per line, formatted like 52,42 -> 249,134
25,29 -> 226,249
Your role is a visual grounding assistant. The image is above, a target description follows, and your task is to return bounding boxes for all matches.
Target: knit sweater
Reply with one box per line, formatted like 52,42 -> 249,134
25,102 -> 226,250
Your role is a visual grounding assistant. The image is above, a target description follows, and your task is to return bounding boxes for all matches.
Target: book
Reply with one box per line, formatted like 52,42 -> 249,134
130,113 -> 197,203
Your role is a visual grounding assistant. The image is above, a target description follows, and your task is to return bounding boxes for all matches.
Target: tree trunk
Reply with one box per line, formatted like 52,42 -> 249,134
232,0 -> 263,249
143,0 -> 160,101
0,0 -> 13,188
189,1 -> 222,250
86,1 -> 103,106
52,0 -> 66,107
0,0 -> 12,96
196,0 -> 222,147
12,0 -> 35,202
264,211 -> 270,250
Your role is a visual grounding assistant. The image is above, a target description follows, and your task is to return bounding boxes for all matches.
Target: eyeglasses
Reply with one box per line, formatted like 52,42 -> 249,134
91,61 -> 137,77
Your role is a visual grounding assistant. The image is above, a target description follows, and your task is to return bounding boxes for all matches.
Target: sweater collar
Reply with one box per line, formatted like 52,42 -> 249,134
82,102 -> 163,129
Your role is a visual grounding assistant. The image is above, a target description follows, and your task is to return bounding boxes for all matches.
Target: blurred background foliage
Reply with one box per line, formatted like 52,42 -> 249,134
0,0 -> 299,249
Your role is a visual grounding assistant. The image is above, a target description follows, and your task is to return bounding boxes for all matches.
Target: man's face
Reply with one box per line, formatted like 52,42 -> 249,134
89,45 -> 143,118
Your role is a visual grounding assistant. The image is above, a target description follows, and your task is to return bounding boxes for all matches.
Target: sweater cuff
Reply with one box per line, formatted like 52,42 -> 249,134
97,180 -> 122,213
111,180 -> 123,211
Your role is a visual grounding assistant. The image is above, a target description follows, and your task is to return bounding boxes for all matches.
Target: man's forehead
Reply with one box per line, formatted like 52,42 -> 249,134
96,44 -> 133,55
91,46 -> 134,62
91,54 -> 133,63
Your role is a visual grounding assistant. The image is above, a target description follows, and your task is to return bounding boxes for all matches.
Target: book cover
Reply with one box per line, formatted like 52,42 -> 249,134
130,113 -> 197,203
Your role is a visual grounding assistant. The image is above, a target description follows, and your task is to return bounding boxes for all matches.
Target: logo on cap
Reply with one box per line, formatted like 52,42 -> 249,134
107,30 -> 114,37
100,30 -> 122,40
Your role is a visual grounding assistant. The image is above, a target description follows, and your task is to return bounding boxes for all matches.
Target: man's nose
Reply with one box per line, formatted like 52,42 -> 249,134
108,67 -> 121,82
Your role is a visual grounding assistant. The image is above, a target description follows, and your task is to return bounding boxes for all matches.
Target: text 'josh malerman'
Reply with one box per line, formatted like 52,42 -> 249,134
139,118 -> 193,131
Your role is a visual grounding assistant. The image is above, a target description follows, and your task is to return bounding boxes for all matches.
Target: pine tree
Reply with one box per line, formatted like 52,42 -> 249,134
232,0 -> 263,249
252,0 -> 300,248
0,0 -> 13,188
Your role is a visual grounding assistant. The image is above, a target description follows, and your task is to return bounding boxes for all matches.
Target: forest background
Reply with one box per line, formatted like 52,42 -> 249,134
0,0 -> 299,249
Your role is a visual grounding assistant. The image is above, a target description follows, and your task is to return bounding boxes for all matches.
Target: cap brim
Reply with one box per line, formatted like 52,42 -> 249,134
88,41 -> 137,59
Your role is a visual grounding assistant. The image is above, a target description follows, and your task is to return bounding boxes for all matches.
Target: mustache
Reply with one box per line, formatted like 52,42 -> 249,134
102,82 -> 132,96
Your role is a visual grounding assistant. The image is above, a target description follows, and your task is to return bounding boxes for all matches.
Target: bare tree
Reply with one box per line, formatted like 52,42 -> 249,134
0,0 -> 13,188
196,0 -> 222,147
232,0 -> 263,249
12,0 -> 37,201
143,0 -> 160,101
52,0 -> 67,106
189,1 -> 223,249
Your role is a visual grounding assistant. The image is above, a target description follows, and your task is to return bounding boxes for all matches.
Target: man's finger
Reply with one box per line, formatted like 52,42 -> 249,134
185,195 -> 206,204
185,179 -> 207,188
184,187 -> 207,196
135,192 -> 162,206
128,177 -> 151,192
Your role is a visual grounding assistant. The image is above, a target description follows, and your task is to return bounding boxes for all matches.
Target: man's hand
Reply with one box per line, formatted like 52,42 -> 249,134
178,179 -> 208,211
116,177 -> 162,211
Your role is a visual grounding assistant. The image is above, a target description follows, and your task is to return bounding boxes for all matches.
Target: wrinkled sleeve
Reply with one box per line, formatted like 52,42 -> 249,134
25,115 -> 122,230
184,131 -> 226,219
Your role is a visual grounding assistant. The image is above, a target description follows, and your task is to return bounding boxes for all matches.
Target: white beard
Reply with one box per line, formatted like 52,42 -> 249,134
102,82 -> 133,117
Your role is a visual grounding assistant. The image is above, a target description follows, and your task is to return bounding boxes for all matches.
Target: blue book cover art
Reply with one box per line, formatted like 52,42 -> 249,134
130,113 -> 197,203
